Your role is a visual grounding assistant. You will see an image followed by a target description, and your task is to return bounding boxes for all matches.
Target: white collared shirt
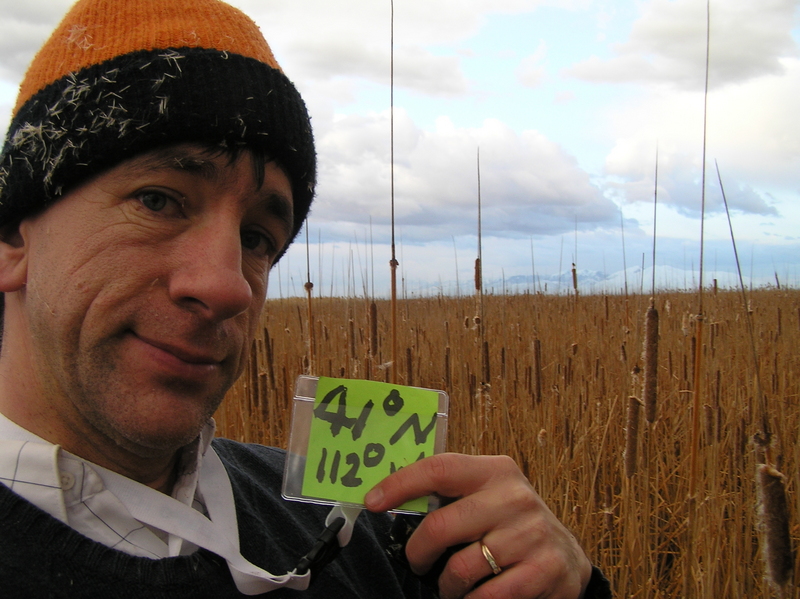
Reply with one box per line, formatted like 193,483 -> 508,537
0,412 -> 211,558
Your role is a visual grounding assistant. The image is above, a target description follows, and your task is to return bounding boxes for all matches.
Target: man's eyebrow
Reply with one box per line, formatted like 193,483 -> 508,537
131,148 -> 220,179
260,191 -> 294,240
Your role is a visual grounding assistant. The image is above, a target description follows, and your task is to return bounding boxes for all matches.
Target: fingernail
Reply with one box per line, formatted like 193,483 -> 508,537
364,486 -> 383,508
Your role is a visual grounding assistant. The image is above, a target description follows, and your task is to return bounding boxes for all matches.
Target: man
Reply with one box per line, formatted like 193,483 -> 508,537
0,1 -> 610,597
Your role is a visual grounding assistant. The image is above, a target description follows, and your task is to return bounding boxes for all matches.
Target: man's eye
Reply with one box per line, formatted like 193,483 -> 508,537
136,190 -> 178,213
241,230 -> 275,255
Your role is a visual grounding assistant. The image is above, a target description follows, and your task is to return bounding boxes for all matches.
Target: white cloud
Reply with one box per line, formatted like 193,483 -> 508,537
597,53 -> 800,220
565,0 -> 799,90
0,0 -> 72,81
311,110 -> 618,242
516,40 -> 548,88
230,0 -> 559,96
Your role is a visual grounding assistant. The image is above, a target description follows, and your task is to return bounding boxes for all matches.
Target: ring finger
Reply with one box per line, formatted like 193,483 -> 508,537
437,536 -> 515,598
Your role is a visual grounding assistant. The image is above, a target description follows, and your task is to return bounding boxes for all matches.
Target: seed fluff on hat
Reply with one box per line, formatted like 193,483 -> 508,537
0,0 -> 315,246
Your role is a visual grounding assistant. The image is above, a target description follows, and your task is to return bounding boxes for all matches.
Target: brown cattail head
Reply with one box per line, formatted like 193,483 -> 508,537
474,258 -> 482,290
532,338 -> 543,405
537,428 -> 547,447
643,299 -> 659,423
703,404 -> 715,446
604,484 -> 614,533
624,396 -> 642,478
571,263 -> 578,294
756,464 -> 793,588
369,301 -> 379,358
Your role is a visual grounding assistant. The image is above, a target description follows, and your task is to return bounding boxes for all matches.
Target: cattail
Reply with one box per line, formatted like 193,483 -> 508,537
703,404 -> 714,446
624,396 -> 642,478
756,464 -> 793,589
369,301 -> 378,359
533,338 -> 543,405
643,299 -> 659,423
537,428 -> 547,447
571,263 -> 578,298
474,257 -> 482,291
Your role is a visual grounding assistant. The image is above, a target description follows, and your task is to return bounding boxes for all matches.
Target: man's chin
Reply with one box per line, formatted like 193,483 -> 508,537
93,407 -> 214,460
116,428 -> 204,459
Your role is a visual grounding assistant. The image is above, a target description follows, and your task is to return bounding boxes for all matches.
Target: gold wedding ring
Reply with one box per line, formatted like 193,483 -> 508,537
480,542 -> 502,576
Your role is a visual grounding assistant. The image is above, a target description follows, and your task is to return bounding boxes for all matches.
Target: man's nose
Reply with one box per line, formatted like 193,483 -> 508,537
169,222 -> 253,321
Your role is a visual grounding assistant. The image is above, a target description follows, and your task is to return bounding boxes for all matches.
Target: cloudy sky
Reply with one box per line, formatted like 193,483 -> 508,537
1,0 -> 798,297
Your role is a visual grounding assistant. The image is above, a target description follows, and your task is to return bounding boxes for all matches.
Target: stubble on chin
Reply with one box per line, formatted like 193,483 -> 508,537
71,343 -> 231,460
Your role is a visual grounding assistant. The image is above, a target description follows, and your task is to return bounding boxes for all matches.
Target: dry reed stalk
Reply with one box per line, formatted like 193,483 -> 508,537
444,345 -> 451,391
643,299 -> 659,423
304,281 -> 315,373
756,464 -> 793,590
604,483 -> 615,535
349,318 -> 356,360
482,340 -> 491,384
406,346 -> 413,386
625,396 -> 642,478
263,327 -> 275,390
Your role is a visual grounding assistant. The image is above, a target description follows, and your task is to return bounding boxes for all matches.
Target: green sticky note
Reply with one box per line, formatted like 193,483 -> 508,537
302,376 -> 439,512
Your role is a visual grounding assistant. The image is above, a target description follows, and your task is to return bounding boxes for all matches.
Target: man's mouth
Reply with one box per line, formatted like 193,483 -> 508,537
129,332 -> 226,381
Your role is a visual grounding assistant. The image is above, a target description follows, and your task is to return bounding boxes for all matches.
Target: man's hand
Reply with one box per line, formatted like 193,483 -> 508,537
365,453 -> 591,599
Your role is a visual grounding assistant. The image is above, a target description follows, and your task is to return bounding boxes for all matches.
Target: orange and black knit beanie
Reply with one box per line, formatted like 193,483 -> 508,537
0,0 -> 315,243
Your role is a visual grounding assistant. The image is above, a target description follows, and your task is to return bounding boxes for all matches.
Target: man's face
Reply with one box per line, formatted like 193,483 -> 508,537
13,144 -> 293,460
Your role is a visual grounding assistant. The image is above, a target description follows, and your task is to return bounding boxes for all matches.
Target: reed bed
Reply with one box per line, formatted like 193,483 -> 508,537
216,288 -> 800,598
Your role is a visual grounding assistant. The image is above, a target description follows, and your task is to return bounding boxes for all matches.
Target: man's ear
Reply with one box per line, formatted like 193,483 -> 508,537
0,224 -> 28,293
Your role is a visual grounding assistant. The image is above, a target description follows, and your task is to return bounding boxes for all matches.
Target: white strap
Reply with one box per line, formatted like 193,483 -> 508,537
95,447 -> 309,595
95,446 -> 361,595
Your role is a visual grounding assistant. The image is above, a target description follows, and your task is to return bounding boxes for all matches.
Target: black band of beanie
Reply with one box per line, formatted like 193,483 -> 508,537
0,47 -> 316,244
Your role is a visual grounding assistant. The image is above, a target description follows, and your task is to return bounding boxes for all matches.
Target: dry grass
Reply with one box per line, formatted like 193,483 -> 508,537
216,288 -> 800,598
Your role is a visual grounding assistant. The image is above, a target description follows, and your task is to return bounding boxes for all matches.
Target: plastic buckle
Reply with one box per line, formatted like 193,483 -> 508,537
294,516 -> 346,579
